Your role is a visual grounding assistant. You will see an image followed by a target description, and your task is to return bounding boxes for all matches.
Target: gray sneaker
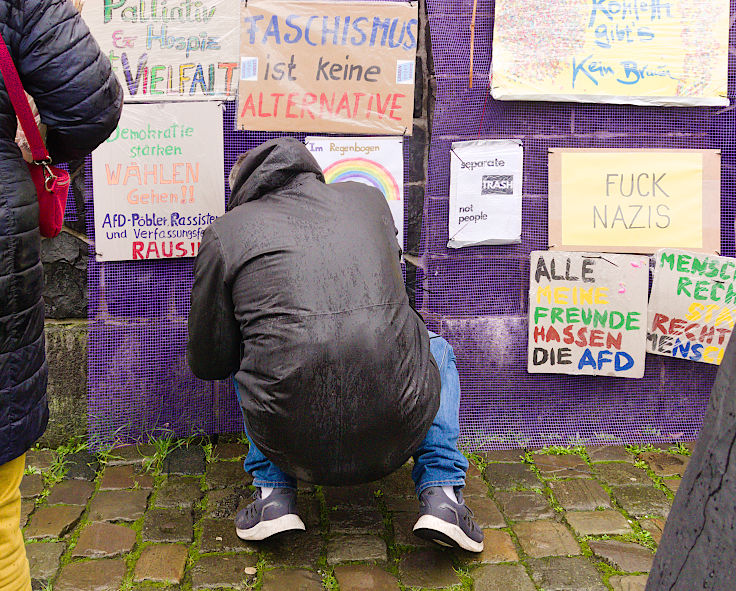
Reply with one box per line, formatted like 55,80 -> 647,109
413,487 -> 484,552
235,488 -> 306,540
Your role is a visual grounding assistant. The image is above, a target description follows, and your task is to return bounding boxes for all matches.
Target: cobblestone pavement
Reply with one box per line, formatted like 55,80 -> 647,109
21,437 -> 694,590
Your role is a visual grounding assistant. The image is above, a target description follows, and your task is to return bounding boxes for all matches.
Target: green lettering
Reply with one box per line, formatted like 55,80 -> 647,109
660,251 -> 675,270
534,307 -> 548,323
551,308 -> 563,323
566,308 -> 580,324
581,308 -> 593,325
691,256 -> 708,276
626,312 -> 641,331
677,276 -> 692,297
104,0 -> 126,23
694,280 -> 709,301
609,311 -> 625,330
676,254 -> 692,273
593,310 -> 608,328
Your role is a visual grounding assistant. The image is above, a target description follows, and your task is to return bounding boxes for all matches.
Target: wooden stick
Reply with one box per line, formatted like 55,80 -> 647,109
469,0 -> 479,89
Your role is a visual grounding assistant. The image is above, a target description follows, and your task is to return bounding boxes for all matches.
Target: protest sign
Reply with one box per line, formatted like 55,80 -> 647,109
81,0 -> 240,101
491,0 -> 729,107
306,136 -> 404,247
648,249 -> 736,365
238,1 -> 417,134
92,103 -> 225,261
548,149 -> 721,254
448,139 -> 523,248
528,251 -> 648,378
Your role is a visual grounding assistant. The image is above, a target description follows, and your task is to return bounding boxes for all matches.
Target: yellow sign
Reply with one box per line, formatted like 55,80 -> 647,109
237,0 -> 417,134
491,1 -> 729,106
548,149 -> 721,254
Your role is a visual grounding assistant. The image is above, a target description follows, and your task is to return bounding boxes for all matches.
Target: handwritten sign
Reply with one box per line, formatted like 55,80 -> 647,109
92,103 -> 225,261
448,139 -> 523,248
528,251 -> 648,378
648,249 -> 736,365
305,136 -> 404,246
548,149 -> 721,254
81,0 -> 240,101
491,0 -> 729,107
237,0 -> 417,134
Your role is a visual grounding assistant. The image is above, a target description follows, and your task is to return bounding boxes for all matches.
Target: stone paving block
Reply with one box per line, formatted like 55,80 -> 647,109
297,495 -> 322,528
88,490 -> 150,522
63,451 -> 100,480
25,505 -> 84,539
640,518 -> 666,544
142,508 -> 193,543
25,541 -> 65,584
26,449 -> 55,471
132,585 -> 180,591
470,497 -> 506,528
206,486 -> 250,518
594,463 -> 652,487
155,476 -> 203,509
464,474 -> 490,497
326,534 -> 387,564
549,479 -> 611,511
377,464 -> 415,497
134,544 -> 189,584
199,518 -> 259,553
20,473 -> 43,498
190,553 -> 258,590
481,449 -> 526,463
496,491 -> 554,521
534,454 -> 591,479
610,486 -> 671,518
107,444 -> 155,466
472,563 -> 536,591
384,496 -> 418,513
205,460 -> 251,489
484,463 -> 542,491
588,540 -> 654,572
54,558 -> 127,591
398,549 -> 460,589
513,520 -> 580,558
99,464 -> 154,490
46,480 -> 95,506
334,564 -> 401,591
212,441 -> 248,460
529,556 -> 607,591
163,446 -> 205,475
609,574 -> 649,591
392,512 -> 433,547
261,568 -> 322,591
329,507 -> 384,534
323,484 -> 378,508
638,452 -> 688,477
565,511 -> 632,536
458,529 -> 518,565
261,531 -> 323,568
587,446 -> 634,463
72,522 -> 137,558
664,478 -> 681,494
20,500 -> 34,527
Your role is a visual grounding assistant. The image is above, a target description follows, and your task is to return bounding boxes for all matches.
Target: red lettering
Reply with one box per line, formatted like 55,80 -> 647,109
285,93 -> 299,118
301,93 -> 317,119
533,326 -> 546,343
132,241 -> 144,260
651,313 -> 669,334
271,93 -> 285,117
336,92 -> 351,118
389,93 -> 405,121
546,326 -> 560,343
562,325 -> 574,345
240,93 -> 256,117
575,327 -> 588,347
145,242 -> 160,258
589,329 -> 604,348
606,332 -> 622,351
669,318 -> 686,335
374,93 -> 391,118
257,93 -> 271,117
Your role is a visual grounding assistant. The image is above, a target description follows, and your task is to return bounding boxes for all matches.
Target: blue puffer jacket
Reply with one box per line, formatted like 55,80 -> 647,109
0,0 -> 122,465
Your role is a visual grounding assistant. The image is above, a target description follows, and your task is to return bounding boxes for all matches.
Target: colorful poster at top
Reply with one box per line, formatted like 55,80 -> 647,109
529,251 -> 649,379
91,102 -> 225,261
238,1 -> 417,135
81,0 -> 240,101
548,149 -> 721,255
491,0 -> 729,107
648,249 -> 736,365
306,136 -> 404,247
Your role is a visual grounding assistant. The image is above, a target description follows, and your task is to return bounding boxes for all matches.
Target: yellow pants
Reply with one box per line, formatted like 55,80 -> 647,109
0,455 -> 31,591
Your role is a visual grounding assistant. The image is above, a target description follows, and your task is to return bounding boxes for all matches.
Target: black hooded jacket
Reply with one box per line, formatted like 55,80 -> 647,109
0,0 -> 123,465
188,138 -> 440,485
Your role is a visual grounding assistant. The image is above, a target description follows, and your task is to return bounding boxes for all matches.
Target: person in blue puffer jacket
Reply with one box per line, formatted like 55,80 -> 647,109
0,1 -> 122,588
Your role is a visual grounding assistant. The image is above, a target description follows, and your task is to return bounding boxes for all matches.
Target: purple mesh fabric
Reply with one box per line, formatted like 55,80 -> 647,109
423,0 -> 732,449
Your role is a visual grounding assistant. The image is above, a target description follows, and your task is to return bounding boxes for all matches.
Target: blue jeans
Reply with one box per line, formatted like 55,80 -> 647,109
234,331 -> 468,497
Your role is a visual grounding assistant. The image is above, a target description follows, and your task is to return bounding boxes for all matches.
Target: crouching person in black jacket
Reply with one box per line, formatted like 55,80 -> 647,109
0,1 -> 123,588
188,138 -> 483,552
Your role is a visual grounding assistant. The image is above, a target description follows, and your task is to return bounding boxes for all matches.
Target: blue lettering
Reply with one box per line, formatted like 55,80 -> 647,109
572,55 -> 599,87
284,15 -> 303,44
263,15 -> 281,44
243,15 -> 264,45
614,352 -> 634,371
350,17 -> 368,46
578,348 -> 597,370
305,16 -> 319,46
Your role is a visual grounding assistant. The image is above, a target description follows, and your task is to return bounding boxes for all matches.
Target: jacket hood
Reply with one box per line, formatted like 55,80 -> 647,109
227,137 -> 325,210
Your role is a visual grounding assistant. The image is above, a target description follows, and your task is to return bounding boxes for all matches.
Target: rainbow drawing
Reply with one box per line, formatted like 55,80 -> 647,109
322,158 -> 401,201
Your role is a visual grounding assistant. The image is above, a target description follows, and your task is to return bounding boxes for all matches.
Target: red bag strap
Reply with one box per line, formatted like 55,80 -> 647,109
0,34 -> 49,163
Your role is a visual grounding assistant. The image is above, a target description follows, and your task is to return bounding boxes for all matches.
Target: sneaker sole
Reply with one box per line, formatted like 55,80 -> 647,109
236,514 -> 306,541
413,514 -> 484,553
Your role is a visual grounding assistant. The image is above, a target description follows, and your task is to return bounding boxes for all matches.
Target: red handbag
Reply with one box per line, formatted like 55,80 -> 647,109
0,35 -> 69,238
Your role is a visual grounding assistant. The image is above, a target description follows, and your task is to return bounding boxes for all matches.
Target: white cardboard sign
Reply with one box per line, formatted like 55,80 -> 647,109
448,139 -> 523,248
92,102 -> 225,261
528,251 -> 649,378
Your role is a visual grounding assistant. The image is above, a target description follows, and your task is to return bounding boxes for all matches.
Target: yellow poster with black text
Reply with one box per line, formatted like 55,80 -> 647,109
237,0 -> 417,134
